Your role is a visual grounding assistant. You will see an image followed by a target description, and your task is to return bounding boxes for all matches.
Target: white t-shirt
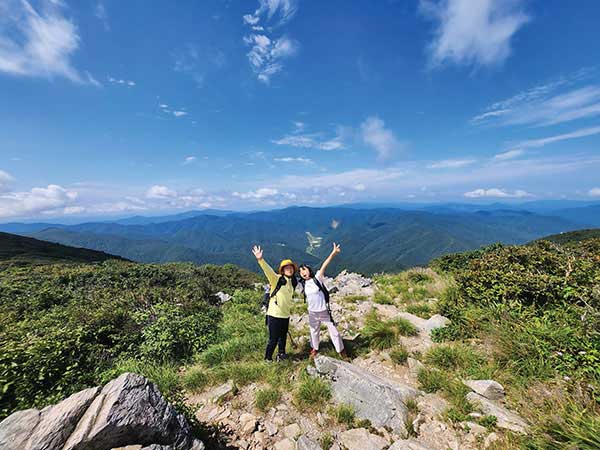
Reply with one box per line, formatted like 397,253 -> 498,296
304,270 -> 328,312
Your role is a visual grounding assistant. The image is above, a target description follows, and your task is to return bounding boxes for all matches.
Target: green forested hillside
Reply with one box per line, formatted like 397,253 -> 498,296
532,228 -> 600,245
0,260 -> 259,418
0,232 -> 123,267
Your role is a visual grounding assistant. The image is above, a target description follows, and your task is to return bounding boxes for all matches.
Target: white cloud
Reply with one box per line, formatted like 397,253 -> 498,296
463,188 -> 533,198
589,187 -> 600,197
427,159 -> 476,169
232,187 -> 279,201
293,121 -> 305,133
94,1 -> 109,31
511,125 -> 600,150
274,157 -> 313,164
172,110 -> 187,117
420,0 -> 529,68
354,183 -> 366,191
183,156 -> 197,165
243,0 -> 298,28
0,169 -> 14,192
272,133 -> 344,151
243,0 -> 299,83
0,0 -> 95,84
493,149 -> 524,161
243,34 -> 298,83
360,116 -> 403,161
0,184 -> 78,218
146,185 -> 177,199
108,76 -> 135,86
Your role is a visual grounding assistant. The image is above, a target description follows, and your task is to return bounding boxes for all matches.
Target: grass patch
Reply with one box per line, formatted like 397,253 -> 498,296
390,345 -> 409,365
424,344 -> 483,372
320,432 -> 334,449
405,303 -> 435,319
374,268 -> 451,303
255,387 -> 281,412
373,291 -> 395,305
362,310 -> 418,350
182,367 -> 209,393
102,358 -> 180,396
294,375 -> 331,411
329,403 -> 356,427
343,295 -> 368,303
417,368 -> 451,393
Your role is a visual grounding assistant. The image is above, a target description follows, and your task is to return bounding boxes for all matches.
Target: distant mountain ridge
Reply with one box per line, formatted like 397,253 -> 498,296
2,204 -> 592,274
0,232 -> 124,266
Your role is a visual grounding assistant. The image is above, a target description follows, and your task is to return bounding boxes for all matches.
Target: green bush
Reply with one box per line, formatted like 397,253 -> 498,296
182,367 -> 209,393
405,303 -> 434,319
417,368 -> 451,393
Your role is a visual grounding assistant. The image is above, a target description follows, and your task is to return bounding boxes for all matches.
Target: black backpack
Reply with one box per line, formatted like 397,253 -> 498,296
261,275 -> 298,309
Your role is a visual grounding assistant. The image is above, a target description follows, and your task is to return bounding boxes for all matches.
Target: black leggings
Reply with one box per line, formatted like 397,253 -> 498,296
265,315 -> 290,360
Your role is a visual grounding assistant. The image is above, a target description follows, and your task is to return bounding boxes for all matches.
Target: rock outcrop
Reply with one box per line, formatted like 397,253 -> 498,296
0,373 -> 204,450
463,380 -> 505,401
312,355 -> 421,437
466,392 -> 528,434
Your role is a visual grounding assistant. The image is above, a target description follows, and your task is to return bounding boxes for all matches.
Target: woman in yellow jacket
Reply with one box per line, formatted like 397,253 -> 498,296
252,245 -> 298,362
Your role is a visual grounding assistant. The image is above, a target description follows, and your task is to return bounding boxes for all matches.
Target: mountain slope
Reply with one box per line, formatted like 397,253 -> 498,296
533,228 -> 600,245
23,207 -> 582,274
0,232 -> 123,266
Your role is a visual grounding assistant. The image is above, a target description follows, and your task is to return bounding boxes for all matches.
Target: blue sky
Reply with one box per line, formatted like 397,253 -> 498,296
1,0 -> 600,220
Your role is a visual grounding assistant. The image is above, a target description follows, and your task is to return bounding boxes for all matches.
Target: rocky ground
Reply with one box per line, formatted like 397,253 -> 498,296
187,271 -> 529,450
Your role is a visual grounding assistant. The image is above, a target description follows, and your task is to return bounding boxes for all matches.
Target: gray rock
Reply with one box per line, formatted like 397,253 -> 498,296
63,373 -> 194,450
140,446 -> 174,450
0,386 -> 100,450
282,423 -> 301,440
339,428 -> 388,450
206,380 -> 235,403
296,435 -> 321,450
462,421 -> 487,436
0,409 -> 41,450
466,392 -> 528,434
388,440 -> 432,450
422,315 -> 450,333
313,356 -> 421,437
274,438 -> 296,450
464,380 -> 505,400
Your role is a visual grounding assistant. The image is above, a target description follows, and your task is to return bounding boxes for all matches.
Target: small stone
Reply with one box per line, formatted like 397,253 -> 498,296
339,428 -> 388,450
388,439 -> 431,450
207,380 -> 235,403
274,438 -> 297,450
464,380 -> 505,401
240,413 -> 258,434
297,435 -> 321,450
283,423 -> 302,440
264,421 -> 278,436
236,439 -> 250,449
484,432 -> 500,449
463,421 -> 487,436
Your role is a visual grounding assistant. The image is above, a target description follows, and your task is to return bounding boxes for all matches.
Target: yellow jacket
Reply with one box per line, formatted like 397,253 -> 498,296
258,258 -> 295,318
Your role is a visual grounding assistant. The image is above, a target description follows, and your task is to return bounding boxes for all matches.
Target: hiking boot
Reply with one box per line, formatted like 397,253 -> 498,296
276,353 -> 289,362
309,348 -> 318,359
339,349 -> 349,359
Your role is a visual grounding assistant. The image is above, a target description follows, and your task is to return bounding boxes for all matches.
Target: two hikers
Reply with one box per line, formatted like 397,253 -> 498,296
252,242 -> 346,361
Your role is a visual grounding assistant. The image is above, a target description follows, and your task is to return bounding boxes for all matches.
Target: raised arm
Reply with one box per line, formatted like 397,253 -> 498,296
252,245 -> 278,288
319,242 -> 341,276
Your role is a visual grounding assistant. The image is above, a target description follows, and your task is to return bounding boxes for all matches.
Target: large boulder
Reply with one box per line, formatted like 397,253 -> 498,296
312,356 -> 421,437
0,373 -> 204,450
329,271 -> 374,297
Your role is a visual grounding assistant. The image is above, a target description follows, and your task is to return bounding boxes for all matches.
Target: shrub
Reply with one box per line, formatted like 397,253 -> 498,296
362,311 -> 418,350
294,376 -> 331,411
479,415 -> 497,429
255,387 -> 281,412
390,345 -> 409,365
101,358 -> 180,396
389,317 -> 418,336
424,344 -> 484,373
373,291 -> 395,305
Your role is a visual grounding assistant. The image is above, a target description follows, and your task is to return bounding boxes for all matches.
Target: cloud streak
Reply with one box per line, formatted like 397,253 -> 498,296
360,117 -> 403,161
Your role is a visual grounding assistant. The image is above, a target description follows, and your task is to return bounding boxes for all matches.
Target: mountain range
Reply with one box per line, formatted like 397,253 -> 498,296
2,202 -> 598,274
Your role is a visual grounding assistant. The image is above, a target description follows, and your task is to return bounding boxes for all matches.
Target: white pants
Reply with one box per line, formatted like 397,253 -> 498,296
309,310 -> 344,353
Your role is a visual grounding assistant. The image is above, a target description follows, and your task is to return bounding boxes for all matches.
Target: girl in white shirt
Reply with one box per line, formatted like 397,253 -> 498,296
299,243 -> 347,358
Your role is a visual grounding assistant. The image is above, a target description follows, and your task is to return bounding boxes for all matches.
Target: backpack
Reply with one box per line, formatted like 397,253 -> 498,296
261,275 -> 298,309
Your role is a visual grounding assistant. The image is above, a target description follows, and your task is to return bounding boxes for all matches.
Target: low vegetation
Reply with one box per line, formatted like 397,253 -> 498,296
0,260 -> 258,419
